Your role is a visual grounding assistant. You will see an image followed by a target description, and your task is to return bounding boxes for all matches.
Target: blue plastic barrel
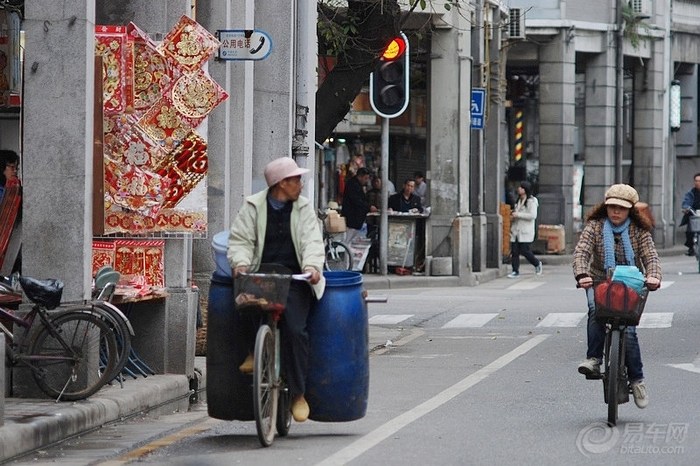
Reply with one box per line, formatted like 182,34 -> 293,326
306,271 -> 369,422
206,272 -> 254,421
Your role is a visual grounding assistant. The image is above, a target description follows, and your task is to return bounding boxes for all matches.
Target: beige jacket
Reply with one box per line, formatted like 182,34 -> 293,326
227,189 -> 326,299
510,196 -> 538,243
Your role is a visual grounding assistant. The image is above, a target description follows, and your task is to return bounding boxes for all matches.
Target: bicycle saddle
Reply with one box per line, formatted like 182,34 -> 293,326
19,276 -> 64,309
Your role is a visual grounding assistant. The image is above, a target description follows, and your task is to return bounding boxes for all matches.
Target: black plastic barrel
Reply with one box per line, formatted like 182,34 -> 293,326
306,271 -> 369,422
206,272 -> 254,421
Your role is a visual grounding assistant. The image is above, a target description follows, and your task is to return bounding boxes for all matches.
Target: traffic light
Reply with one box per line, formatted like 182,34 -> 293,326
370,32 -> 409,119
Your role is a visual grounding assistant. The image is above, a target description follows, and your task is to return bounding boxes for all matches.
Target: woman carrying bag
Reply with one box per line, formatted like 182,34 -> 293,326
508,181 -> 543,278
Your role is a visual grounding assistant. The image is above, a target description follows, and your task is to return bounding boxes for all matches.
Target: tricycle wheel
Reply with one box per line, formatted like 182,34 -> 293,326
276,385 -> 292,437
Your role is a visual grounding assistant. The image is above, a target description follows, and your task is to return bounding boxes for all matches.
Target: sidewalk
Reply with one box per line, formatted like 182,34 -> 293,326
0,244 -> 686,462
0,318 -> 406,463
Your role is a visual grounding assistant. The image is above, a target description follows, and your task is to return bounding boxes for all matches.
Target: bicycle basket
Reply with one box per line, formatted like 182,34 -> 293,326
689,215 -> 700,233
233,272 -> 291,313
594,280 -> 648,326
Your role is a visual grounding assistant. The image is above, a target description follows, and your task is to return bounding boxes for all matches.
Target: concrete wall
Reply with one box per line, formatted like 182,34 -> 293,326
23,0 -> 96,302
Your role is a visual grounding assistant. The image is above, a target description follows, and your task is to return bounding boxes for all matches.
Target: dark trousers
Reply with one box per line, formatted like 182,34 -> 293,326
585,288 -> 644,381
685,229 -> 695,250
510,241 -> 540,273
279,281 -> 314,397
236,280 -> 315,398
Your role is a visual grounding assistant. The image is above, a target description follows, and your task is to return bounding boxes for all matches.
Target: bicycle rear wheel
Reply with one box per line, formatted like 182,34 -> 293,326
253,324 -> 278,447
27,311 -> 117,401
326,241 -> 352,271
606,329 -> 621,426
91,302 -> 133,382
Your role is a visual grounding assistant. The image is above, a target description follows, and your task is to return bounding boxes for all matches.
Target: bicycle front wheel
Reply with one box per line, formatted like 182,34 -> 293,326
606,329 -> 621,426
253,324 -> 278,447
326,241 -> 352,271
27,311 -> 117,401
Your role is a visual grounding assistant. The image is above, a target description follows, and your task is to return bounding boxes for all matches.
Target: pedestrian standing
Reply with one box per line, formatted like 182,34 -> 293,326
413,171 -> 428,206
508,180 -> 542,278
342,167 -> 375,245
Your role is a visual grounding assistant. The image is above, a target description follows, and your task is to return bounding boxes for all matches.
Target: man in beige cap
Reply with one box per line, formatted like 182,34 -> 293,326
572,183 -> 661,410
228,157 -> 326,423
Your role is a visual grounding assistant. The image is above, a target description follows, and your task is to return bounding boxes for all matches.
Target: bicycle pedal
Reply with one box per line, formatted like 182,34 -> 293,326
585,373 -> 603,380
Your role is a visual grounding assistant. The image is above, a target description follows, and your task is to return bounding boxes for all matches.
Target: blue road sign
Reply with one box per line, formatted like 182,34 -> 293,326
471,88 -> 486,129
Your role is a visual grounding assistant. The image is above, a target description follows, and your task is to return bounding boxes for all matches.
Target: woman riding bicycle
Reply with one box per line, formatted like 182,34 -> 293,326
572,184 -> 661,409
227,157 -> 326,423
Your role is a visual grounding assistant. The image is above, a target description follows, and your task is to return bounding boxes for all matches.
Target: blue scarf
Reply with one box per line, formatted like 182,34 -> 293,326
603,218 -> 635,272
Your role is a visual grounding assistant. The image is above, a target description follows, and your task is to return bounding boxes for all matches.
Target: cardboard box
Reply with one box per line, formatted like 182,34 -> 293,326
537,224 -> 565,254
325,214 -> 347,233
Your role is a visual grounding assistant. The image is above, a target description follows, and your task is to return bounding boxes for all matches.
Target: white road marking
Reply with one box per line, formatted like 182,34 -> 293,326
441,313 -> 498,328
316,334 -> 550,466
369,314 -> 413,325
507,281 -> 546,290
637,312 -> 673,328
668,353 -> 700,374
536,313 -> 587,327
668,363 -> 700,374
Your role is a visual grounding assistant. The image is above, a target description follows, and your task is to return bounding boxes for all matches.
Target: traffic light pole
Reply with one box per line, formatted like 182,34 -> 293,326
380,116 -> 389,275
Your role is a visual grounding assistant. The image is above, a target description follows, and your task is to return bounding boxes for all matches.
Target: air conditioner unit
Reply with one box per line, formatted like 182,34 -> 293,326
508,8 -> 525,40
630,0 -> 652,19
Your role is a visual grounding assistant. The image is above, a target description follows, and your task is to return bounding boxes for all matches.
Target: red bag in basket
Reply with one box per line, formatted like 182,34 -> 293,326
594,280 -> 640,313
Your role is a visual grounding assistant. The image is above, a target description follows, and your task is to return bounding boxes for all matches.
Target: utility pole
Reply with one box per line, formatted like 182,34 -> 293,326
615,0 -> 624,182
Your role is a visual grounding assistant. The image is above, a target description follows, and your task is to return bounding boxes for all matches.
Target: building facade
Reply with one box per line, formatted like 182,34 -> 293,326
505,0 -> 700,250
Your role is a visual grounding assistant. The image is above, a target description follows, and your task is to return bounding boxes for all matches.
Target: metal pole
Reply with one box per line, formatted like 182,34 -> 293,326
380,117 -> 389,275
615,0 -> 624,182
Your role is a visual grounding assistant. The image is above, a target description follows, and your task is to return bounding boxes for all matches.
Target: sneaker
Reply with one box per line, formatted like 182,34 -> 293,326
631,381 -> 649,409
577,358 -> 601,376
239,353 -> 254,374
291,395 -> 310,422
507,271 -> 520,278
535,262 -> 543,275
687,248 -> 695,257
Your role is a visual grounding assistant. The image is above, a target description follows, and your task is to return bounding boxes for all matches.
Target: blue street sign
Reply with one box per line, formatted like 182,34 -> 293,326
471,88 -> 486,129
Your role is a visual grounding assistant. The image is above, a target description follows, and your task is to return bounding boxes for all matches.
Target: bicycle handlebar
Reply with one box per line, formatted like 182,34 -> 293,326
576,280 -> 655,291
239,271 -> 312,281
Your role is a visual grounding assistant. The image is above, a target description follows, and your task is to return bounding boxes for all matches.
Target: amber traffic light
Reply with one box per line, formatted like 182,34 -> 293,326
370,32 -> 409,119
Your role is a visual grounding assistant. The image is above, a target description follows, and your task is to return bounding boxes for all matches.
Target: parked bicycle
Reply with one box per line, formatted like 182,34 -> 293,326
318,210 -> 352,271
687,208 -> 700,272
582,281 -> 650,426
234,267 -> 311,447
0,276 -> 118,401
91,266 -> 136,384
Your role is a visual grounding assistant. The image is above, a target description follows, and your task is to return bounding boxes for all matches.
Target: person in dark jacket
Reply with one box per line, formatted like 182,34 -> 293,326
680,173 -> 700,256
388,178 -> 424,213
342,167 -> 375,245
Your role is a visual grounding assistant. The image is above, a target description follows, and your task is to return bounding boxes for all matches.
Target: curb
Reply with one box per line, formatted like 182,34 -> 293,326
0,374 -> 190,462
